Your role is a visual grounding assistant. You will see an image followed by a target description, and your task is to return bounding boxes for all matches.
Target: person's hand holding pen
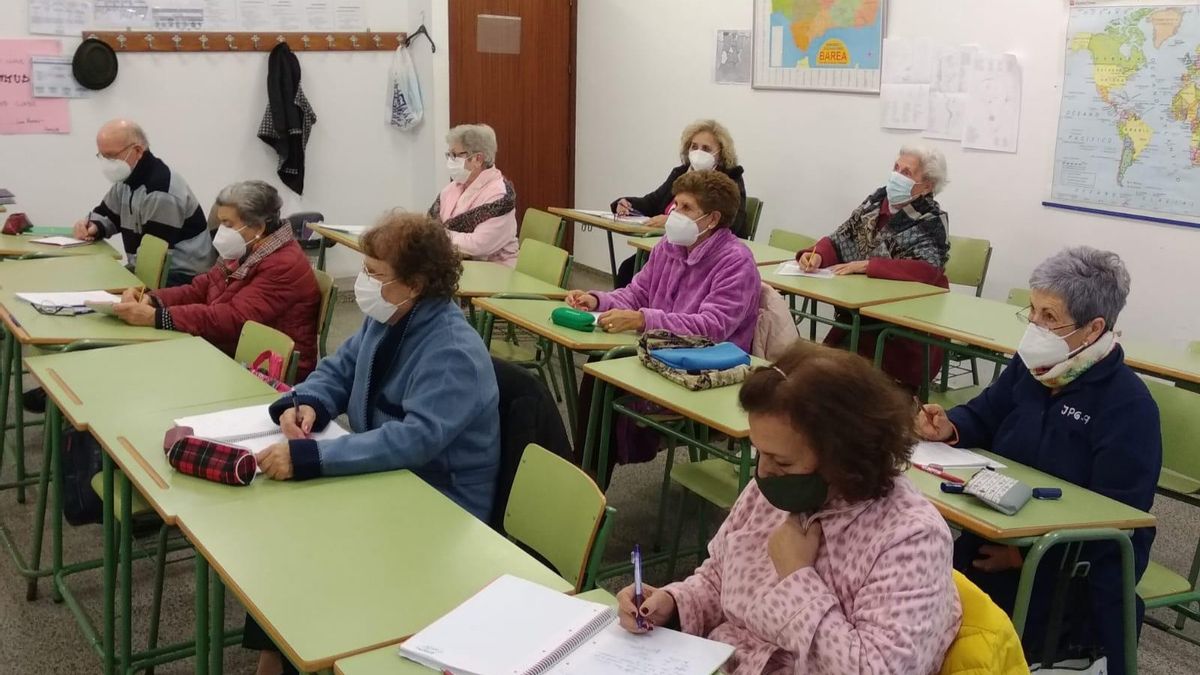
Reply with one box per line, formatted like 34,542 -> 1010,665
73,218 -> 100,241
616,583 -> 676,634
279,395 -> 315,440
914,403 -> 956,442
614,198 -> 635,217
120,286 -> 152,305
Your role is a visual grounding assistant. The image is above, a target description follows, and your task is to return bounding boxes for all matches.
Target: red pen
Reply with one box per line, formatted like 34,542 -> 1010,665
914,462 -> 965,485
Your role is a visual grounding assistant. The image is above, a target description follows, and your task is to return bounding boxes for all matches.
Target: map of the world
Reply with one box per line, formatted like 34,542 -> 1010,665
753,0 -> 885,93
1051,5 -> 1200,222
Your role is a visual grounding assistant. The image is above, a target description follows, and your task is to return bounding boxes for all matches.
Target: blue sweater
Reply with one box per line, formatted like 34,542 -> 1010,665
270,300 -> 500,522
948,346 -> 1160,671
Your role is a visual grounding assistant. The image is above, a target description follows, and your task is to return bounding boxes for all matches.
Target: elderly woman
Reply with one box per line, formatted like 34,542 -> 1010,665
248,211 -> 500,674
916,247 -> 1160,674
428,123 -> 519,266
796,144 -> 951,389
619,342 -> 961,673
610,119 -> 748,287
112,180 -> 321,379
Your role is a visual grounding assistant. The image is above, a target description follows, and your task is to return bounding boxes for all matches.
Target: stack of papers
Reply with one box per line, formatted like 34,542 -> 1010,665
912,441 -> 1006,469
573,209 -> 652,225
775,261 -> 835,278
30,236 -> 89,247
16,291 -> 122,309
174,404 -> 349,455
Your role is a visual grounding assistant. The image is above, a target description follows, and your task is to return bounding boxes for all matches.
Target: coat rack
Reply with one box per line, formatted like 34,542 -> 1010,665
80,30 -> 407,53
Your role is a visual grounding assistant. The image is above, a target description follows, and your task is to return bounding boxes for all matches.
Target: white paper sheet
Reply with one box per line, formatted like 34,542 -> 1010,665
266,0 -> 302,31
932,45 -> 978,94
31,56 -> 92,99
93,0 -> 151,28
16,291 -> 122,307
882,37 -> 935,84
302,0 -> 334,31
152,0 -> 205,30
881,83 -> 931,130
333,0 -> 365,30
962,51 -> 1022,153
236,0 -> 270,29
775,261 -> 835,278
29,235 -> 90,246
546,623 -> 735,675
912,441 -> 1006,469
199,0 -> 237,29
923,92 -> 968,140
28,0 -> 93,36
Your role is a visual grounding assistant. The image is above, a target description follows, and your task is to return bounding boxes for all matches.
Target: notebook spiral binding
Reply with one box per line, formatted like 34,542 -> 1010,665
523,608 -> 617,675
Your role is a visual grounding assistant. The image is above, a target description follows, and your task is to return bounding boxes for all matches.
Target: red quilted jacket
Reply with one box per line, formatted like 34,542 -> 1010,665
152,240 -> 321,380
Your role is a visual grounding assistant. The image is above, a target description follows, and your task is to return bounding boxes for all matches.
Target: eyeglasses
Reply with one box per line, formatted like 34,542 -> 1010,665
32,303 -> 91,316
1015,305 -> 1077,333
95,143 -> 136,161
361,265 -> 395,284
444,151 -> 471,160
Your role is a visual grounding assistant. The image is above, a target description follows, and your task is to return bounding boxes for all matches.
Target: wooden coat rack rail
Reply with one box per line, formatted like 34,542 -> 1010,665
80,30 -> 407,53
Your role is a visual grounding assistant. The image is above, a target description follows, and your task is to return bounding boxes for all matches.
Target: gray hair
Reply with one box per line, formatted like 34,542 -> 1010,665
447,123 -> 498,167
899,145 -> 948,194
126,122 -> 149,148
1029,246 -> 1131,329
215,180 -> 283,233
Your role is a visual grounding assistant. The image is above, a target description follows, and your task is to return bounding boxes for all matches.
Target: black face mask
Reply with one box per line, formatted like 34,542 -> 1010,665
756,468 -> 828,514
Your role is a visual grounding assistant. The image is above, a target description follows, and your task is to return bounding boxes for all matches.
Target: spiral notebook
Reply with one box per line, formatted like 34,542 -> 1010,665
399,575 -> 733,675
173,403 -> 348,454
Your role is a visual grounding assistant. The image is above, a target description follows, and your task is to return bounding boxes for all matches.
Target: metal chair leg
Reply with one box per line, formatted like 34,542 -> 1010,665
145,524 -> 170,675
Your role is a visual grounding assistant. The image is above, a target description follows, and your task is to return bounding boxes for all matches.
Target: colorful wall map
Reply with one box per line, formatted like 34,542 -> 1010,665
754,0 -> 885,93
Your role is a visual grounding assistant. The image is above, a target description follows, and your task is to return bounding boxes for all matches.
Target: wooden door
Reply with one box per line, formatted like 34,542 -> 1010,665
449,0 -> 577,250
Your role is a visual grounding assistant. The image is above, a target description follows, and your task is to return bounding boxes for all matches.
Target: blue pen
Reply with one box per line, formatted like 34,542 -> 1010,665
632,544 -> 648,630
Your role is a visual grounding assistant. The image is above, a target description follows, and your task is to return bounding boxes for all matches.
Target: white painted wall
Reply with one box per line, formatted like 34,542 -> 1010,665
574,0 -> 1200,345
1,0 -> 451,280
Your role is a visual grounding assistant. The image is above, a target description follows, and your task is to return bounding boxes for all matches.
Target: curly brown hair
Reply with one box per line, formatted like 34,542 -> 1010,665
739,341 -> 916,502
361,210 -> 462,301
671,170 -> 741,230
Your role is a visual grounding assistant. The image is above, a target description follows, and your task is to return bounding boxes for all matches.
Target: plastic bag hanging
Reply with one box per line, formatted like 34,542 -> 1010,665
388,44 -> 424,131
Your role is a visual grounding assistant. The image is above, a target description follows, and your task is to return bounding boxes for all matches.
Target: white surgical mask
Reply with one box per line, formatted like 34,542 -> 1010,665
100,155 -> 132,183
354,271 -> 411,323
446,156 -> 472,184
212,224 -> 249,260
886,171 -> 915,207
664,210 -> 712,247
688,149 -> 717,172
1017,322 -> 1083,370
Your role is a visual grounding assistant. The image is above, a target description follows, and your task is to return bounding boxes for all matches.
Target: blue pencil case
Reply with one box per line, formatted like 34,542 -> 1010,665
649,342 -> 750,372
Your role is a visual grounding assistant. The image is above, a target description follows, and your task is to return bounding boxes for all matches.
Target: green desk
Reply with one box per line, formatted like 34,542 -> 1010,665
179,471 -> 575,675
458,261 -> 568,300
333,589 -> 617,675
472,297 -> 638,434
309,224 -> 363,270
550,207 -> 662,280
758,263 -> 947,351
0,233 -> 121,260
629,236 -> 795,271
0,254 -> 136,292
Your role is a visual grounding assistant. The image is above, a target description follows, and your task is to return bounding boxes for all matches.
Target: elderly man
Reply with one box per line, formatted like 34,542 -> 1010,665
73,119 -> 216,286
795,144 -> 951,389
428,123 -> 519,266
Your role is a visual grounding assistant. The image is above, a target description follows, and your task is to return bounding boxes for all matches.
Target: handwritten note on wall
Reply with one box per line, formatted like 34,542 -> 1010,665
0,40 -> 70,135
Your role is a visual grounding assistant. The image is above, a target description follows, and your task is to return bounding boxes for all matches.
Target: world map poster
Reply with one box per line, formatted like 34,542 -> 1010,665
1050,5 -> 1200,225
752,0 -> 886,93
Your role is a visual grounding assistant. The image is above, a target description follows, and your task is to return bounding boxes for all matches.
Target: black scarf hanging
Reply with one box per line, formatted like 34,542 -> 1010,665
258,42 -> 317,194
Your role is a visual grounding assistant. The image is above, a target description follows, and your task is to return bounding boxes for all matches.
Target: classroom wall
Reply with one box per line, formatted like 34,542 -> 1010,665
574,0 -> 1200,345
1,0 -> 451,280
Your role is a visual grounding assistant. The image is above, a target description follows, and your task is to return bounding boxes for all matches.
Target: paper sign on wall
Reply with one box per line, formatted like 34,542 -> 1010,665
31,56 -> 93,99
28,0 -> 93,36
0,40 -> 70,135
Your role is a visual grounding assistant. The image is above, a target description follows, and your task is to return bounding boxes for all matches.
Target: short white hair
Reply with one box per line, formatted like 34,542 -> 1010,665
447,124 -> 498,167
899,145 -> 948,194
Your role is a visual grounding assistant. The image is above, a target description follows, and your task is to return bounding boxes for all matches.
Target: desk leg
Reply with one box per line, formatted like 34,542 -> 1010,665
605,231 -> 617,281
316,238 -> 327,272
0,330 -> 10,494
594,383 -> 616,490
194,555 -> 210,675
848,311 -> 862,354
557,345 -> 579,436
633,249 -> 648,273
101,454 -> 116,675
120,473 -> 134,673
580,375 -> 605,474
49,403 -> 64,602
210,570 -> 225,675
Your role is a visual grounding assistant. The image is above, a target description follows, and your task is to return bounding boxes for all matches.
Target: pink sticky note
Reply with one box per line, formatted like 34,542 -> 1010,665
0,39 -> 70,135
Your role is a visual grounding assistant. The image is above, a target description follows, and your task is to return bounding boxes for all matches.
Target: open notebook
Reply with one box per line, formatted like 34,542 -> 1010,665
16,291 -> 122,309
173,403 -> 348,454
774,261 -> 835,278
400,575 -> 733,675
30,235 -> 90,247
912,441 -> 1006,469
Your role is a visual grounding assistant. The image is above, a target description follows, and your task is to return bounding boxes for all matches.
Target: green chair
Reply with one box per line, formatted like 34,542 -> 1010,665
1008,287 -> 1031,308
313,269 -> 337,358
938,236 -> 994,389
1137,379 -> 1200,646
133,234 -> 171,290
767,229 -> 821,340
744,197 -> 764,241
503,444 -> 615,591
518,208 -> 567,247
490,241 -> 571,399
928,288 -> 1024,408
234,320 -> 300,385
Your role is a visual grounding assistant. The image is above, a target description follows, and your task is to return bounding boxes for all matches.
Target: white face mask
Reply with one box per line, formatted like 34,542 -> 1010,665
688,149 -> 717,172
99,154 -> 133,183
446,155 -> 472,184
212,224 -> 249,260
664,210 -> 712,247
354,271 -> 412,323
1017,322 -> 1084,370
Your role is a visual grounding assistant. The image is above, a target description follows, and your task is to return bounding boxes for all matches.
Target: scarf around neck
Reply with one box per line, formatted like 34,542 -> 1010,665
428,176 -> 516,234
1031,330 -> 1118,389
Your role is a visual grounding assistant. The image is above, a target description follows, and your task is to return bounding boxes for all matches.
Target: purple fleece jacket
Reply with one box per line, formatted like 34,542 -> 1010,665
592,228 -> 760,351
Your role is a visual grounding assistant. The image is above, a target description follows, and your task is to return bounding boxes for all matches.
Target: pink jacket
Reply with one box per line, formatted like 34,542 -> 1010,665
665,477 -> 962,675
433,167 -> 519,267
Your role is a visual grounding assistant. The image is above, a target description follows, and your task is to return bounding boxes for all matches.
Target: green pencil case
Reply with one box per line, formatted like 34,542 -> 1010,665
551,307 -> 596,332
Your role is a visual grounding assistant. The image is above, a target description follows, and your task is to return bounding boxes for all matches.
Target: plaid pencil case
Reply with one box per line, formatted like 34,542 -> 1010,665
163,426 -> 258,486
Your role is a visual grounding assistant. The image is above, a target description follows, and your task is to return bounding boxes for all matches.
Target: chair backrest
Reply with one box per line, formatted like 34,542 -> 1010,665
939,570 -> 1026,674
767,228 -> 816,253
134,234 -> 171,290
312,269 -> 337,357
515,239 -> 570,286
744,197 -> 764,241
1142,378 -> 1200,494
234,321 -> 297,384
519,208 -> 566,247
946,236 -> 993,296
504,443 -> 608,591
1006,288 -> 1031,308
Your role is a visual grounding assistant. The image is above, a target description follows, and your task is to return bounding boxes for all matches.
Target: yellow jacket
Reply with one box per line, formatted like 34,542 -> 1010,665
940,571 -> 1030,675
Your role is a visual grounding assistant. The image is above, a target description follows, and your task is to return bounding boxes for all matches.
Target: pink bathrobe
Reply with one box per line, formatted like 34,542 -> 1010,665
665,477 -> 962,675
433,167 -> 519,267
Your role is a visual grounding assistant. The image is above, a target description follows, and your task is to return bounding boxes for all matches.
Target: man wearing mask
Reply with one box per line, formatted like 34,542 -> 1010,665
794,144 -> 951,390
73,119 -> 216,286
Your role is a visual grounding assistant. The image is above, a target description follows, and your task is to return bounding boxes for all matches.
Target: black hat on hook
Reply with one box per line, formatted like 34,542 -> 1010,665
73,38 -> 119,90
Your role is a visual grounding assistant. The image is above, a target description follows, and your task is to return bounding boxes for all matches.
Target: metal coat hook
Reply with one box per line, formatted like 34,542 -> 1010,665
402,23 -> 436,53
225,34 -> 238,50
172,34 -> 183,50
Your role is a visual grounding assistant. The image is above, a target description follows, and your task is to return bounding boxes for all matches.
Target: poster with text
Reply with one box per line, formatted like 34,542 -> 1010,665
752,0 -> 886,93
0,40 -> 70,135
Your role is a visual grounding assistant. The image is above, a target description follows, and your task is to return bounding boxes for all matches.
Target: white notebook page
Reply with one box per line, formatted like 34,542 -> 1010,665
547,622 -> 734,675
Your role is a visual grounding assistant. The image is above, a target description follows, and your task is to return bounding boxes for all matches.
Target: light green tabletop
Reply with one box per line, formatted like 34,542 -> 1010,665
458,261 -> 568,299
177,470 -> 575,672
472,297 -> 638,352
861,293 -> 1025,355
0,295 -> 181,346
630,236 -> 795,266
906,450 -> 1156,541
25,337 -> 270,430
758,263 -> 948,309
310,224 -> 363,252
583,356 -> 758,438
0,254 -> 137,292
549,207 -> 663,237
1122,340 -> 1200,386
333,589 -> 618,675
0,233 -> 121,259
